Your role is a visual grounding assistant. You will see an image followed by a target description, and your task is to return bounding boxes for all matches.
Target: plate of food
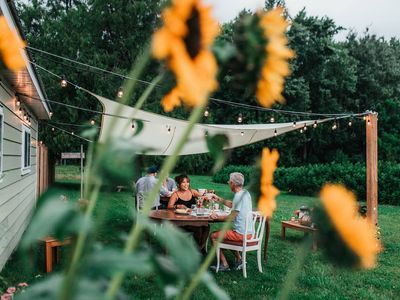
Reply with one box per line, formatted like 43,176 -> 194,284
175,208 -> 190,215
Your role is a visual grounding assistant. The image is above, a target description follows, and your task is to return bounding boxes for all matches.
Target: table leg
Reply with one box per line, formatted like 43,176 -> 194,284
281,224 -> 286,240
312,232 -> 317,251
45,242 -> 53,273
263,219 -> 270,261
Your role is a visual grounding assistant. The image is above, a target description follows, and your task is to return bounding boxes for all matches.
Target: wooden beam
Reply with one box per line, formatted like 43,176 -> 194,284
366,112 -> 378,225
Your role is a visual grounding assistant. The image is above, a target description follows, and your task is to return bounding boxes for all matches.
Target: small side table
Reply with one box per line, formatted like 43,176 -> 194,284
281,221 -> 318,250
40,236 -> 71,273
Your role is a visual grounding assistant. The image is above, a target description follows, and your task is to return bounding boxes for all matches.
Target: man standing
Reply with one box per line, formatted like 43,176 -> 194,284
209,172 -> 253,271
135,165 -> 160,210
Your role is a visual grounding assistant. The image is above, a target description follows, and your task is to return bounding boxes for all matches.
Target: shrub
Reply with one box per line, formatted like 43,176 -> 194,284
213,162 -> 400,205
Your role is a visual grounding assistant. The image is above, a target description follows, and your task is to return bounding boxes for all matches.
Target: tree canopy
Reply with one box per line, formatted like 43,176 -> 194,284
15,0 -> 400,171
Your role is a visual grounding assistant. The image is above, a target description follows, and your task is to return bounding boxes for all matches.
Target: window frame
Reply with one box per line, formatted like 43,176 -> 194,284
21,124 -> 31,175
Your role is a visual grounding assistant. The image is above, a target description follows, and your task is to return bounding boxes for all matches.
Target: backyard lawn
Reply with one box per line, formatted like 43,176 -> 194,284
1,165 -> 399,299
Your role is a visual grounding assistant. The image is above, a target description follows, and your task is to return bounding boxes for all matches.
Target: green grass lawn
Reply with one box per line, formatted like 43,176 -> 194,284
1,166 -> 400,299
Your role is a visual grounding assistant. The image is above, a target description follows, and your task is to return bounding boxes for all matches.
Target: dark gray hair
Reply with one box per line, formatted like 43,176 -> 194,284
229,172 -> 244,187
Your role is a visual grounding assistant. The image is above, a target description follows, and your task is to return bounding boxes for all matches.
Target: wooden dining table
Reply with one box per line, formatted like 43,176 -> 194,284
149,209 -> 270,262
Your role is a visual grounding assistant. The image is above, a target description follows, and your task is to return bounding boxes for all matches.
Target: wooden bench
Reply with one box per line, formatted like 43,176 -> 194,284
40,236 -> 72,273
281,220 -> 318,250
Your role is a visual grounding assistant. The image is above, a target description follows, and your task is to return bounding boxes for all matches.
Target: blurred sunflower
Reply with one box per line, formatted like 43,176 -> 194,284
256,7 -> 295,107
152,0 -> 219,112
315,184 -> 382,269
258,148 -> 280,217
0,16 -> 26,71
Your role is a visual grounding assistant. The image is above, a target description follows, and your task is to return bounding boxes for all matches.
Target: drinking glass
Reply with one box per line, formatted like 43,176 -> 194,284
191,204 -> 197,215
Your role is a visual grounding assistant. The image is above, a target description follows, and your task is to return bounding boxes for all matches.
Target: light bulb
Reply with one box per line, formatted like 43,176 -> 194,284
16,99 -> 20,106
90,119 -> 95,126
367,119 -> 371,125
117,87 -> 124,98
60,76 -> 67,87
49,112 -> 53,117
292,121 -> 296,128
303,124 -> 307,131
348,120 -> 352,127
300,129 -> 303,133
270,116 -> 275,123
204,107 -> 209,117
72,132 -> 75,135
332,123 -> 337,130
274,129 -> 277,137
240,131 -> 244,136
237,113 -> 243,123
313,121 -> 317,128
52,127 -> 55,132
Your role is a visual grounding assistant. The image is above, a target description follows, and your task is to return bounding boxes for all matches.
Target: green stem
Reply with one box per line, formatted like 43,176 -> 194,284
180,214 -> 234,300
59,181 -> 101,300
106,101 -> 208,299
276,238 -> 311,300
59,48 -> 151,300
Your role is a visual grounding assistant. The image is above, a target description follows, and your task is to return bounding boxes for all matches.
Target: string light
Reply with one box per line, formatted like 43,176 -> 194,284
237,113 -> 243,123
274,129 -> 277,137
332,120 -> 337,130
367,118 -> 371,125
71,131 -> 75,135
27,50 -> 370,122
348,120 -> 352,127
16,99 -> 20,106
204,107 -> 209,117
300,128 -> 303,133
49,112 -> 53,117
303,124 -> 307,131
240,131 -> 244,136
292,121 -> 296,128
90,119 -> 95,126
52,127 -> 55,131
313,121 -> 318,128
18,107 -> 22,116
60,75 -> 68,87
117,87 -> 124,98
270,116 -> 275,123
363,116 -> 366,121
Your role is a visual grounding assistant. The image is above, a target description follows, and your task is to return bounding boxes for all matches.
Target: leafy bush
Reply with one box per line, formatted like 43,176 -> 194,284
213,162 -> 400,205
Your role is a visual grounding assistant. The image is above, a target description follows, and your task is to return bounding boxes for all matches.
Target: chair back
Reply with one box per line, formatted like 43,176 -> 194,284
243,211 -> 266,246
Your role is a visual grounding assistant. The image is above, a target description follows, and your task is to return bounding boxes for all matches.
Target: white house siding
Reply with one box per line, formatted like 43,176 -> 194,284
0,83 -> 38,270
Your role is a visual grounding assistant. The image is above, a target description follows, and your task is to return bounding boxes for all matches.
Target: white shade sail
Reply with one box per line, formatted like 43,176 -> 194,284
94,94 -> 332,156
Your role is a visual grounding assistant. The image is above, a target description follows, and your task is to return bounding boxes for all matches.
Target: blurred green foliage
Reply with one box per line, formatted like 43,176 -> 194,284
213,162 -> 400,205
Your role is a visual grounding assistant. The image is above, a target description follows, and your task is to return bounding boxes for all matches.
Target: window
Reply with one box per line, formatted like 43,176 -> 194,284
0,106 -> 3,176
21,125 -> 31,174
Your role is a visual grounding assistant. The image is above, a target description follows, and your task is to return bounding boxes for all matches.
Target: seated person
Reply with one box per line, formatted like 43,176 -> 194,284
159,176 -> 177,209
135,165 -> 160,210
168,174 -> 208,253
209,172 -> 254,271
168,174 -> 203,209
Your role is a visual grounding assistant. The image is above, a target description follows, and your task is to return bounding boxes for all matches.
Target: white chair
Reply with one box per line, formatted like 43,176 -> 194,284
215,211 -> 267,278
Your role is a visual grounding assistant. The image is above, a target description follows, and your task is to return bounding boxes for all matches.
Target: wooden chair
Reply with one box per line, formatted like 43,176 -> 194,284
215,211 -> 267,278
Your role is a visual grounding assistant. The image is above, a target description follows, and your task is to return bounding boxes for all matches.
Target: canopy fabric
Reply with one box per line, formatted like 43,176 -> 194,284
94,94 -> 332,156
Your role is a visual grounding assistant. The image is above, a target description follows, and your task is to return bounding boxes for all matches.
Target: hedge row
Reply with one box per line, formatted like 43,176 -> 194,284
212,162 -> 400,205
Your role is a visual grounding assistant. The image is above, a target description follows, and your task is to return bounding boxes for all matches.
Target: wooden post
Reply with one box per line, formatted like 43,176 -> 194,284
366,112 -> 378,225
